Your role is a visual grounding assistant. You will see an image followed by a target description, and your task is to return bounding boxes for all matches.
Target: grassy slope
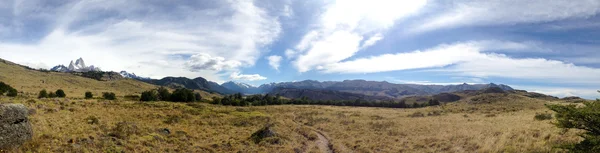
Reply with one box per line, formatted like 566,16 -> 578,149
0,94 -> 581,152
0,59 -> 219,99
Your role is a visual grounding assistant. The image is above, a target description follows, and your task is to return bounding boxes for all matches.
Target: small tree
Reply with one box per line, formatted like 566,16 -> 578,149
157,87 -> 171,101
547,97 -> 600,152
85,92 -> 93,99
38,89 -> 48,98
140,90 -> 159,101
428,99 -> 440,106
55,89 -> 66,98
194,92 -> 202,102
103,92 -> 116,100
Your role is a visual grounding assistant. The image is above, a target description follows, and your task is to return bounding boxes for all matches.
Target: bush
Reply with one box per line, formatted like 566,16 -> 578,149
103,92 -> 117,100
547,99 -> 600,152
170,88 -> 195,102
7,88 -> 17,97
534,112 -> 553,121
55,89 -> 66,98
140,90 -> 159,101
0,82 -> 17,96
48,92 -> 57,98
38,89 -> 48,98
157,87 -> 171,101
194,93 -> 202,102
85,92 -> 93,99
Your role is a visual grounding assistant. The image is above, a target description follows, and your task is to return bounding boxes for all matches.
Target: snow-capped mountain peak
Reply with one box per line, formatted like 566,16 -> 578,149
119,71 -> 150,80
51,58 -> 101,72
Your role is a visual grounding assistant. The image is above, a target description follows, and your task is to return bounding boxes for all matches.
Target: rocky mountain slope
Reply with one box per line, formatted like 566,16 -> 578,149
50,58 -> 101,72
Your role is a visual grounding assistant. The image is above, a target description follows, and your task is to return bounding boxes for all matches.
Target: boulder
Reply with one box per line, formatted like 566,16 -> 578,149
0,103 -> 33,149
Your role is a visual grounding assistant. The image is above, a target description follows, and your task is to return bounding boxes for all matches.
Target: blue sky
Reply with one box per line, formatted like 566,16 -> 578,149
1,0 -> 600,99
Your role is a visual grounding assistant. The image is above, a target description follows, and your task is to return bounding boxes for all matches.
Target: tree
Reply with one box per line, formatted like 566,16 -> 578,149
428,99 -> 440,106
140,90 -> 159,101
103,92 -> 117,100
547,97 -> 600,152
157,87 -> 171,101
38,89 -> 48,98
170,88 -> 195,102
55,89 -> 66,98
194,93 -> 202,102
85,92 -> 93,99
6,88 -> 17,97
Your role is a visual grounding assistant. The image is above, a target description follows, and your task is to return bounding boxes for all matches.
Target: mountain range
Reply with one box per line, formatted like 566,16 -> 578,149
46,58 -> 516,100
51,58 -> 101,72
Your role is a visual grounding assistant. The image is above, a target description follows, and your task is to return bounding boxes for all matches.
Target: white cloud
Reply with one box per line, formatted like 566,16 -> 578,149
186,53 -> 242,72
321,42 -> 482,73
411,0 -> 600,33
319,41 -> 600,85
0,0 -> 281,82
267,55 -> 282,71
289,0 -> 428,72
229,71 -> 267,81
360,33 -> 383,49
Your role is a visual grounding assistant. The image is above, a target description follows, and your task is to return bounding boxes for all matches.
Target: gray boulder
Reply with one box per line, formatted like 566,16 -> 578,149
0,103 -> 33,149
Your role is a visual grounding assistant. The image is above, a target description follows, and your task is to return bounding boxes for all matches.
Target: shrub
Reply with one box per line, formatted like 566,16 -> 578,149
48,92 -> 57,98
38,89 -> 48,98
534,112 -> 553,121
194,93 -> 202,102
55,89 -> 66,98
157,87 -> 171,101
547,100 -> 600,152
140,90 -> 159,101
85,92 -> 93,99
103,92 -> 117,100
7,88 -> 17,97
170,88 -> 195,102
0,82 -> 16,96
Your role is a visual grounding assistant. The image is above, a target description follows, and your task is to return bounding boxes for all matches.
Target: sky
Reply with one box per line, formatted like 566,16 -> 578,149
1,0 -> 600,99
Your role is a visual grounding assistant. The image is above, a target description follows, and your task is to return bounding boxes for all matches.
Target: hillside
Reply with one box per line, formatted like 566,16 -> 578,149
141,77 -> 235,95
0,58 -> 220,99
269,88 -> 392,101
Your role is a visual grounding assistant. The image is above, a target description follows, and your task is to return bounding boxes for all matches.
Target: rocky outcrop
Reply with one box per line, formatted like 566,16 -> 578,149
0,103 -> 33,149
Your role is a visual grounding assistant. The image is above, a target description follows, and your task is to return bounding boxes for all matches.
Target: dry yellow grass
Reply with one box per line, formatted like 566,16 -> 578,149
0,94 -> 582,153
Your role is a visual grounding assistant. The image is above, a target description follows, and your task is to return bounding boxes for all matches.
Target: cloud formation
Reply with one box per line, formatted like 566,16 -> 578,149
0,0 -> 279,82
320,41 -> 600,85
411,0 -> 600,33
229,71 -> 267,81
287,0 -> 428,72
267,55 -> 282,71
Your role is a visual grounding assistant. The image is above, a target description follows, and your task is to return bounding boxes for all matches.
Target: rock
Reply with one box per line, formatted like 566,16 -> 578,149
0,104 -> 33,149
250,124 -> 277,143
158,128 -> 170,135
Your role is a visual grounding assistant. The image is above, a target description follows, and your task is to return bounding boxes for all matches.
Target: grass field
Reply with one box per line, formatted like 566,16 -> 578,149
0,94 -> 582,153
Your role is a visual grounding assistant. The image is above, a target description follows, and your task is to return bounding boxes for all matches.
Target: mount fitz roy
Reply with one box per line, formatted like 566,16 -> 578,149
51,58 -> 101,72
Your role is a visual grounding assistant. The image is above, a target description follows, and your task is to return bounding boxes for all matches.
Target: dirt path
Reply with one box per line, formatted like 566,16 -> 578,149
314,131 -> 333,153
291,113 -> 334,153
